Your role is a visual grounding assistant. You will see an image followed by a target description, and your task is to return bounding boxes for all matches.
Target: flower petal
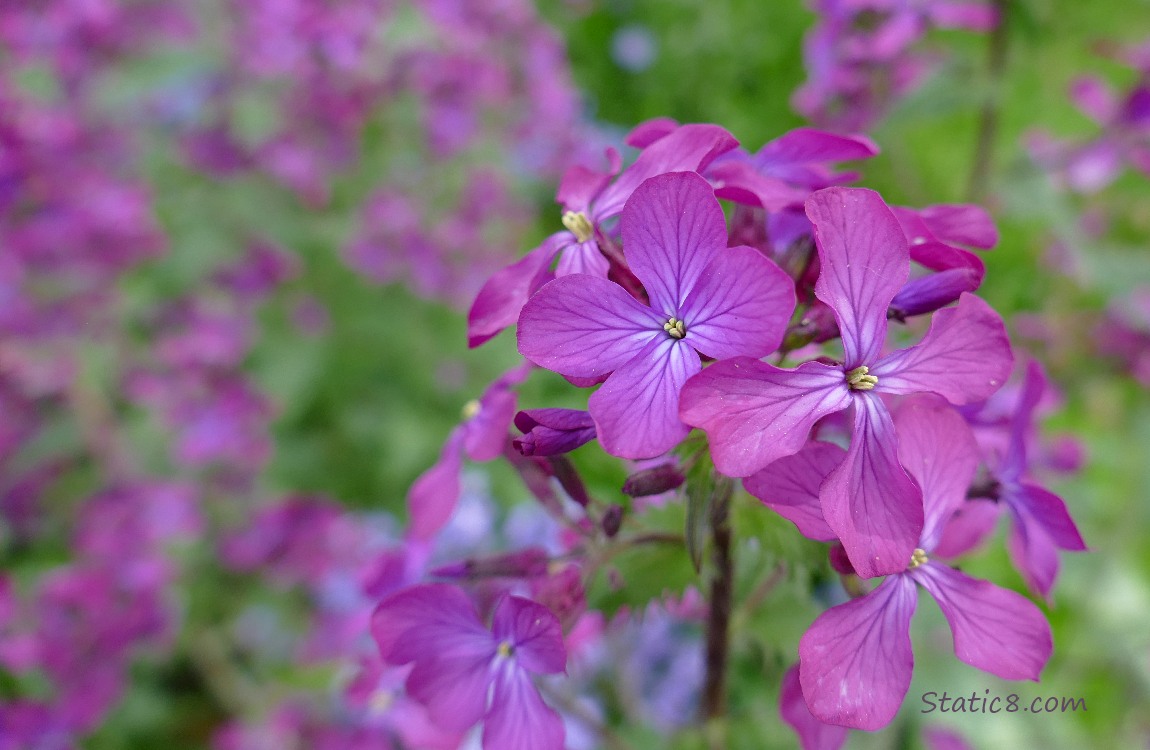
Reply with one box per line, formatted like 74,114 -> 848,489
464,363 -> 532,462
1000,360 -> 1047,480
744,442 -> 845,542
871,293 -> 1013,405
757,128 -> 879,170
679,358 -> 851,477
822,396 -> 923,579
799,575 -> 918,731
468,234 -> 565,348
517,274 -> 664,379
594,124 -> 738,220
407,429 -> 464,541
554,238 -> 610,278
931,498 -> 1003,559
918,204 -> 998,249
912,564 -> 1052,681
808,187 -> 909,366
492,596 -> 567,675
709,159 -> 808,211
779,664 -> 849,750
680,245 -> 796,359
893,394 -> 980,551
590,337 -> 701,459
621,171 -> 729,314
482,665 -> 565,750
372,583 -> 491,664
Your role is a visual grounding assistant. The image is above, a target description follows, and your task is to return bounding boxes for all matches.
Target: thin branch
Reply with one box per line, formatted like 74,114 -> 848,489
967,0 -> 1012,202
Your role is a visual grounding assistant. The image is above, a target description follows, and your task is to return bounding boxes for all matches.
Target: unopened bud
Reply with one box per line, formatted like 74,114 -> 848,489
622,463 -> 685,497
601,504 -> 624,537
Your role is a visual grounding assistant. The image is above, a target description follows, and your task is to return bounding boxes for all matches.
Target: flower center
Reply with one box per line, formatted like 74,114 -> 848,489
496,640 -> 515,658
907,548 -> 929,569
461,399 -> 481,420
845,365 -> 878,391
561,211 -> 594,243
663,317 -> 686,339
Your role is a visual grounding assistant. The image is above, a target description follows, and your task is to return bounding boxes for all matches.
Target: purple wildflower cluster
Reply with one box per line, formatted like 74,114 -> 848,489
795,0 -> 999,131
0,0 -> 595,746
389,117 -> 1085,747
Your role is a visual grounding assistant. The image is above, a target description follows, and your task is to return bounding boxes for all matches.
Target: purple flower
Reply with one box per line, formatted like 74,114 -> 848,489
939,361 -> 1087,597
371,584 -> 567,750
789,395 -> 1051,730
518,171 -> 795,459
468,124 -> 739,348
681,187 -> 1013,577
406,361 -> 532,540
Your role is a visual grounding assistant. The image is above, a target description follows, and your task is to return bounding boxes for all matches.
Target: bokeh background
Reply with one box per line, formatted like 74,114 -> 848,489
1,0 -> 1148,748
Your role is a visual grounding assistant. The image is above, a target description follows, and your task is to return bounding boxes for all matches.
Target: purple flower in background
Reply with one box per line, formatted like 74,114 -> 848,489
938,361 -> 1087,596
406,362 -> 532,540
681,187 -> 1013,577
793,395 -> 1051,730
468,124 -> 738,347
518,171 -> 794,459
372,584 -> 567,750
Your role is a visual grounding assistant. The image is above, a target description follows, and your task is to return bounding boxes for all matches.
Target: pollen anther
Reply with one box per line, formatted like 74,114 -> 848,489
908,548 -> 929,569
845,365 -> 878,391
663,317 -> 686,339
497,641 -> 514,658
461,399 -> 481,420
561,211 -> 594,243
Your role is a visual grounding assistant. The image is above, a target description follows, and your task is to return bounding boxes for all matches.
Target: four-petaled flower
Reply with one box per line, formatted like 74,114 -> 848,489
680,186 -> 1013,577
372,583 -> 568,750
517,171 -> 795,459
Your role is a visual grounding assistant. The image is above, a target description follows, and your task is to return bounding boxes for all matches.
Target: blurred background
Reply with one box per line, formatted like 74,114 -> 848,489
0,0 -> 1148,748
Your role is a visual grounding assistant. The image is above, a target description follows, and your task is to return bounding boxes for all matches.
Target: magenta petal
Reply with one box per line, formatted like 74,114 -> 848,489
758,128 -> 879,168
808,187 -> 909,366
492,596 -> 567,675
890,267 -> 983,318
590,337 -> 701,459
517,274 -> 664,379
554,238 -> 610,278
406,648 -> 496,732
926,1 -> 1000,31
1001,360 -> 1047,479
893,395 -> 980,551
1013,483 -> 1087,551
407,429 -> 464,541
744,442 -> 845,542
624,117 -> 679,148
822,396 -> 923,578
932,499 -> 1002,559
482,665 -> 565,750
1006,512 -> 1060,598
372,583 -> 489,663
709,160 -> 808,211
799,575 -> 918,731
622,171 -> 728,313
469,235 -> 566,348
680,358 -> 851,477
556,165 -> 614,214
871,293 -> 1013,405
464,363 -> 532,462
779,664 -> 849,750
912,564 -> 1052,681
594,123 -> 738,220
681,245 -> 796,359
918,204 -> 999,249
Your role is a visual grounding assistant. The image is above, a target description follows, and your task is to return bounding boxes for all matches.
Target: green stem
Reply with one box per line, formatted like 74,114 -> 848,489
702,478 -> 734,748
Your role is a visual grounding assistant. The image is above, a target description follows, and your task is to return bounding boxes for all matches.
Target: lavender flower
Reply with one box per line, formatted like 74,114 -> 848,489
518,171 -> 794,458
681,186 -> 1013,577
372,583 -> 567,750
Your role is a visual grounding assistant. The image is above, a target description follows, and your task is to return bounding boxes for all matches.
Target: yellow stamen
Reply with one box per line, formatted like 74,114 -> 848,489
497,641 -> 514,658
561,211 -> 594,244
461,399 -> 481,420
908,548 -> 929,569
845,365 -> 878,391
663,317 -> 686,339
